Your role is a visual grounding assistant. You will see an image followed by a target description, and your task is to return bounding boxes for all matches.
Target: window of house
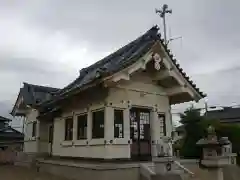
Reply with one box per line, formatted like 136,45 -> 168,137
92,110 -> 104,139
32,121 -> 37,137
77,114 -> 87,140
65,117 -> 73,141
158,114 -> 166,136
114,109 -> 124,138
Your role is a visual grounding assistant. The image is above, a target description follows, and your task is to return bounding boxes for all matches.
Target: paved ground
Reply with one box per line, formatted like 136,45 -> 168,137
223,165 -> 240,180
0,165 -> 70,180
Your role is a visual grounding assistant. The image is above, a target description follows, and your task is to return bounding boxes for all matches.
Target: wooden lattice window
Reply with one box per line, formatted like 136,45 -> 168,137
158,114 -> 166,136
77,114 -> 87,140
92,110 -> 104,139
114,109 -> 124,138
65,117 -> 73,141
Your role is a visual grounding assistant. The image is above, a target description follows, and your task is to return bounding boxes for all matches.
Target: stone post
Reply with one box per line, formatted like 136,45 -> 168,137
104,106 -> 114,159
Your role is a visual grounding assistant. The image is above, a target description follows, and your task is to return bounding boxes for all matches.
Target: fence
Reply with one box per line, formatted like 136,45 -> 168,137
0,148 -> 18,164
0,143 -> 24,164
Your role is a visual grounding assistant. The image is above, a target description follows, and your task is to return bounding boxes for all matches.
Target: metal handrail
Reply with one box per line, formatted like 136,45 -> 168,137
174,160 -> 194,177
140,164 -> 156,180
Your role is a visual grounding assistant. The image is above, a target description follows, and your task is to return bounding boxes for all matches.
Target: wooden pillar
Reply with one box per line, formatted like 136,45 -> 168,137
104,106 -> 114,159
36,119 -> 40,153
123,107 -> 131,158
72,113 -> 77,141
151,110 -> 159,157
123,108 -> 130,140
104,106 -> 114,141
87,110 -> 92,141
165,110 -> 172,137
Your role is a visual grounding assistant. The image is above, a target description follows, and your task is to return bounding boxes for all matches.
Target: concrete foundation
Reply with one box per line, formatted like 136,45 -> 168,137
37,159 -> 146,180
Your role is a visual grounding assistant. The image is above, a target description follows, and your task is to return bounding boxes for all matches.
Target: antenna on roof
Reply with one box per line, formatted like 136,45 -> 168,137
167,27 -> 182,47
155,4 -> 172,45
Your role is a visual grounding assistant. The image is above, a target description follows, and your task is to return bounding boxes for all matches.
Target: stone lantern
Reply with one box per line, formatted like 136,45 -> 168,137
196,126 -> 236,168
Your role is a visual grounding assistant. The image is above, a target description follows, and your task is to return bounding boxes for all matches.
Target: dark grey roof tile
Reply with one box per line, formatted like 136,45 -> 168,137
0,116 -> 11,122
39,26 -> 205,110
206,107 -> 240,122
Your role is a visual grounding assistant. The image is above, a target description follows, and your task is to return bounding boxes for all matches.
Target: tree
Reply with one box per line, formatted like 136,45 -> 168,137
179,106 -> 206,158
179,106 -> 240,165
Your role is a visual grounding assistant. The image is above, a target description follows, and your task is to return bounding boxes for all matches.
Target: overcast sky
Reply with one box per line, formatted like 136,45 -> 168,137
1,0 -> 240,128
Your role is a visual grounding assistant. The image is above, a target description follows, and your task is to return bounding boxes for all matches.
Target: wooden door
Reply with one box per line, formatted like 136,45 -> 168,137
130,108 -> 151,160
48,124 -> 53,155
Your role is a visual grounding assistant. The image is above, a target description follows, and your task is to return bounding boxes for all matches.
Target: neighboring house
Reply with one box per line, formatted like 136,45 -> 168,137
11,83 -> 59,155
206,107 -> 240,125
0,116 -> 10,129
173,125 -> 185,142
11,26 -> 205,160
172,125 -> 185,157
0,116 -> 23,150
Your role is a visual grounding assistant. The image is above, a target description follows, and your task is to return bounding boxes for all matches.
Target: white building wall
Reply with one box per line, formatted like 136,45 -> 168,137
39,121 -> 50,154
52,102 -> 130,159
23,109 -> 39,153
106,72 -> 172,157
51,72 -> 172,159
23,108 -> 51,155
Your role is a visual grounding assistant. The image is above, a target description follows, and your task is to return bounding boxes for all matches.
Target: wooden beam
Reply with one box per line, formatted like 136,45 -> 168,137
112,72 -> 130,82
153,70 -> 172,81
165,86 -> 195,98
105,51 -> 153,84
165,86 -> 187,96
170,70 -> 185,86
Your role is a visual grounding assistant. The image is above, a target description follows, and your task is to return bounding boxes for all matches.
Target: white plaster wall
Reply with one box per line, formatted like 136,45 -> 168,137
52,108 -> 130,158
51,99 -> 130,159
107,72 -> 172,135
107,72 -> 172,157
39,121 -> 50,154
23,109 -> 39,153
51,71 -> 172,159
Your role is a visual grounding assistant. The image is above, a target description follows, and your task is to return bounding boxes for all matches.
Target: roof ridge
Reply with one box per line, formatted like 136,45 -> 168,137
23,82 -> 59,91
57,26 -> 160,95
38,25 -> 205,111
0,116 -> 11,122
79,25 -> 160,74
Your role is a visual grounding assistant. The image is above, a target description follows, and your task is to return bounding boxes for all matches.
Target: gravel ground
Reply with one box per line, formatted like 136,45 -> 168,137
0,165 -> 70,180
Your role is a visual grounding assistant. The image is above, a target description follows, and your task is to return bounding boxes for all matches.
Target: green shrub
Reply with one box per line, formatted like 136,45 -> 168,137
179,106 -> 240,164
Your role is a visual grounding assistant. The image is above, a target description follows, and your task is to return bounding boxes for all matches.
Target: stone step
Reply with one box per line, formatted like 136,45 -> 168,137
151,173 -> 183,180
14,161 -> 33,168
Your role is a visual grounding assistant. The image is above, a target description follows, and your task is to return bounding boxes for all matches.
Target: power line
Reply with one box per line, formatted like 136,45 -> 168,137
171,104 -> 240,115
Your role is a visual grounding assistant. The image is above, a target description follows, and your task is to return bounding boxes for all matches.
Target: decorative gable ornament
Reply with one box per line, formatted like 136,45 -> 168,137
153,53 -> 162,70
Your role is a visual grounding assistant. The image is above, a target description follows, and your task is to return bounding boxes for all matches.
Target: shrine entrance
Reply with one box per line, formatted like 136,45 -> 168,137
130,107 -> 151,160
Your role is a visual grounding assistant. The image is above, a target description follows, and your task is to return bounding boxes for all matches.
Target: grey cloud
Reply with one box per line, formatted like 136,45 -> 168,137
0,0 -> 240,121
0,100 -> 23,131
0,101 -> 12,117
0,56 -> 57,74
194,67 -> 240,105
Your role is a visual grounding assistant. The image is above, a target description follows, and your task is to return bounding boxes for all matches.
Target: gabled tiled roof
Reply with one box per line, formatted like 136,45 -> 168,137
0,126 -> 23,138
175,125 -> 185,132
56,26 -> 159,96
11,83 -> 59,115
0,116 -> 11,122
206,107 -> 240,123
0,127 -> 23,146
22,83 -> 59,105
40,26 -> 205,108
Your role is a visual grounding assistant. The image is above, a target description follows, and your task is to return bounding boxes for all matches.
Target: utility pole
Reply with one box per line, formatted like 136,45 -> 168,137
204,102 -> 208,117
156,4 -> 172,45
